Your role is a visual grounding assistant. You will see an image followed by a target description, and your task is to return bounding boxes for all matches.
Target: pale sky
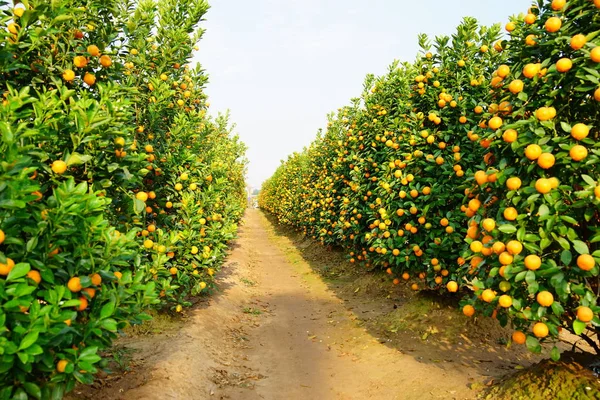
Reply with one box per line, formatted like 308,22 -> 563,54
195,0 -> 527,189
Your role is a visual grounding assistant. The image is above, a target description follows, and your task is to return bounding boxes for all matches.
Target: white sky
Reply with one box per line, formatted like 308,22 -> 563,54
194,0 -> 528,189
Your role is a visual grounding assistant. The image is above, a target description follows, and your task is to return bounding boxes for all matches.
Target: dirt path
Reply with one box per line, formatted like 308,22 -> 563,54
75,209 -> 500,400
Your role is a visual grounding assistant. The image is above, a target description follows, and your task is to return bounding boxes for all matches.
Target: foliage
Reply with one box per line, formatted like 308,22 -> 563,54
0,0 -> 246,397
261,0 -> 600,358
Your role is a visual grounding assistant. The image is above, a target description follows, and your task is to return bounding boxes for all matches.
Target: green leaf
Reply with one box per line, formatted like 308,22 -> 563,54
551,302 -> 564,317
498,224 -> 517,234
525,270 -> 536,285
560,250 -> 572,266
51,384 -> 65,400
66,152 -> 92,166
550,346 -> 561,362
556,237 -> 570,250
538,204 -> 550,216
526,336 -> 542,353
582,175 -> 596,186
573,319 -> 587,335
134,199 -> 146,214
23,382 -> 41,400
18,331 -> 39,351
100,319 -> 117,332
7,263 -> 30,282
100,301 -> 115,320
572,240 -> 589,255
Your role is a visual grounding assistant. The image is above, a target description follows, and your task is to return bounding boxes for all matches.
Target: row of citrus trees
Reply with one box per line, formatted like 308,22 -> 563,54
0,0 -> 246,399
261,0 -> 600,359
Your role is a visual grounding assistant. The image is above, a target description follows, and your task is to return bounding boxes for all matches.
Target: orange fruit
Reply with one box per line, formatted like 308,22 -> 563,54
499,252 -> 513,265
73,55 -> 88,68
470,241 -> 483,253
493,241 -> 506,255
545,17 -> 562,33
537,291 -> 554,307
481,289 -> 496,303
536,106 -> 555,121
51,160 -> 67,174
136,191 -> 149,202
169,267 -> 177,275
537,153 -> 555,169
506,177 -> 522,191
497,65 -> 510,78
595,186 -> 600,199
506,240 -> 523,255
482,218 -> 496,232
532,322 -> 549,338
26,270 -> 41,284
551,0 -> 566,10
57,360 -> 68,373
83,288 -> 96,298
555,58 -> 572,73
114,271 -> 123,280
577,254 -> 595,271
77,296 -> 88,311
525,34 -> 537,46
467,226 -> 479,239
535,178 -> 552,194
91,273 -> 102,286
474,170 -> 488,185
498,295 -> 512,308
99,55 -> 112,67
62,69 -> 75,82
570,144 -> 588,161
570,34 -> 587,50
67,277 -> 82,292
0,258 -> 15,275
505,22 -> 516,32
447,281 -> 458,292
411,283 -> 419,291
468,198 -> 481,212
525,144 -> 542,160
508,80 -> 523,95
83,72 -> 96,86
571,123 -> 589,140
402,272 -> 410,281
87,45 -> 100,56
524,255 -> 542,270
463,304 -> 475,317
503,207 -> 518,221
488,116 -> 502,130
512,331 -> 526,344
591,47 -> 600,63
524,13 -> 536,24
522,63 -> 540,78
577,306 -> 594,323
0,229 -> 4,245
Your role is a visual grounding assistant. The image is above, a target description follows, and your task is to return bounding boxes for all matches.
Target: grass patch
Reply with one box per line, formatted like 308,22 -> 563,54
242,307 -> 262,315
125,310 -> 180,336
